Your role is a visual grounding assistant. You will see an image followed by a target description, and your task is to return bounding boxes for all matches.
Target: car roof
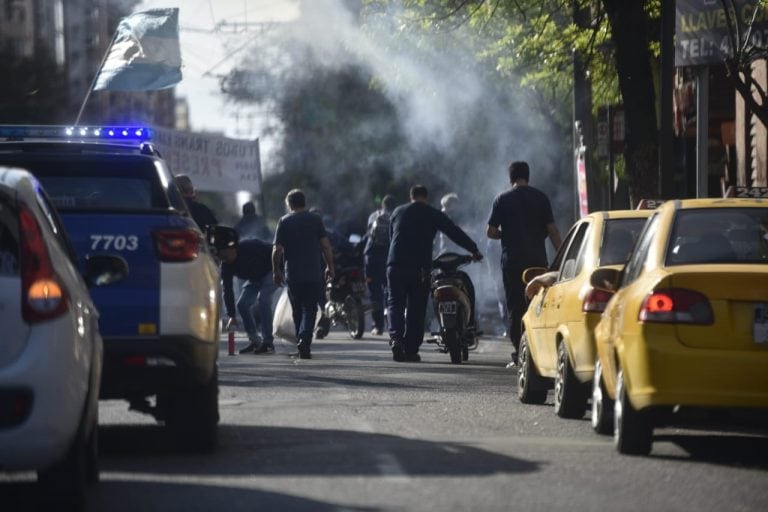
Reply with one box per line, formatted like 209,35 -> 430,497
672,198 -> 768,209
0,165 -> 39,190
602,209 -> 654,220
0,140 -> 161,158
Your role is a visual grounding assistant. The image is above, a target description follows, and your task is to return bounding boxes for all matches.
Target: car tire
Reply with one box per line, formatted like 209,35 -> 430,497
591,358 -> 614,435
165,367 -> 220,453
554,341 -> 589,419
37,416 -> 91,510
614,369 -> 653,455
517,333 -> 548,404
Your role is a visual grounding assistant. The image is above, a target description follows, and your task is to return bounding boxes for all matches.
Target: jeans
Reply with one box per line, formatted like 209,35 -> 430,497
502,263 -> 527,357
386,265 -> 430,355
288,281 -> 323,346
365,252 -> 387,330
237,273 -> 277,345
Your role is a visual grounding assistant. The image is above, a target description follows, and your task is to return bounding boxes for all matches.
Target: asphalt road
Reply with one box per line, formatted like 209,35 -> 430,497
4,329 -> 768,511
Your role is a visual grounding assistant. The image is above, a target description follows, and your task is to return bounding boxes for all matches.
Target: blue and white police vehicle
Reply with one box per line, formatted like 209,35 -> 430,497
0,126 -> 222,450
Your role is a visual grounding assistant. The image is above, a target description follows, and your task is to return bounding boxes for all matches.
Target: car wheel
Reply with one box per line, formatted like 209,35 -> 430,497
37,418 -> 90,510
591,358 -> 614,435
343,296 -> 365,339
517,333 -> 548,404
614,369 -> 653,455
554,341 -> 589,419
165,367 -> 220,452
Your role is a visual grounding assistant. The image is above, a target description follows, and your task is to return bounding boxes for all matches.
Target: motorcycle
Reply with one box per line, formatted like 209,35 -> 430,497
316,265 -> 368,339
427,252 -> 480,364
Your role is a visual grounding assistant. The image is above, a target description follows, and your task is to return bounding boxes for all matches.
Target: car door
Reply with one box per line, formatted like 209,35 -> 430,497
537,221 -> 591,375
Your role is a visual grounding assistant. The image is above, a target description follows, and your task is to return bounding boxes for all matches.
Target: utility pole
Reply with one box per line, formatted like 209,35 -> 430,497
572,0 -> 597,213
660,0 -> 676,199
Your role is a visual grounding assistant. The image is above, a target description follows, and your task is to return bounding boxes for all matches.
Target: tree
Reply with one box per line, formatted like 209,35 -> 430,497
720,0 -> 768,128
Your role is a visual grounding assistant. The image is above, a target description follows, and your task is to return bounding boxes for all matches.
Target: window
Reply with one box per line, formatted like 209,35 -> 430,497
549,223 -> 579,272
558,222 -> 589,282
621,214 -> 659,287
666,208 -> 768,265
0,197 -> 19,276
599,218 -> 648,266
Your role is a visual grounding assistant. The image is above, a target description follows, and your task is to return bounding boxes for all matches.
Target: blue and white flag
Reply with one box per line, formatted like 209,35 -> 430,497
94,8 -> 182,91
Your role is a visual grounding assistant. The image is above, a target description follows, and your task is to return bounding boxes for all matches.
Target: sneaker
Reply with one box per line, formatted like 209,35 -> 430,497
253,345 -> 275,354
404,352 -> 421,362
239,341 -> 260,354
371,327 -> 383,336
297,342 -> 311,359
391,341 -> 406,362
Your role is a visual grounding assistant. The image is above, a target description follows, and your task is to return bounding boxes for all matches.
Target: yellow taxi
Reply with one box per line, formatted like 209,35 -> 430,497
590,198 -> 768,455
517,210 -> 651,419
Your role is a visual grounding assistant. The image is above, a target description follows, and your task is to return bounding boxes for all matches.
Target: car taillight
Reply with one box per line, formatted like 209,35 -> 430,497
19,204 -> 69,323
582,287 -> 613,313
639,288 -> 714,324
153,228 -> 201,262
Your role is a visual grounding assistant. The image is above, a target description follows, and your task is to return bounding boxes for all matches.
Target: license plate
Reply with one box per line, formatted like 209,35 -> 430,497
754,303 -> 768,344
439,301 -> 457,315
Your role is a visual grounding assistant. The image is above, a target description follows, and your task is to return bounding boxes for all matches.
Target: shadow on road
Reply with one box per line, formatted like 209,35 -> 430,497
98,424 -> 540,477
652,433 -> 768,469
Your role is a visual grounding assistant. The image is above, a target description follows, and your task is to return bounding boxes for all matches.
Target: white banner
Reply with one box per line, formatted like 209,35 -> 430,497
152,127 -> 262,194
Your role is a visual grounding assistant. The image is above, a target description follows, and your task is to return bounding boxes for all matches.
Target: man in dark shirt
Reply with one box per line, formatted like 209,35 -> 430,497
234,201 -> 271,241
364,194 -> 396,335
387,185 -> 482,362
272,189 -> 335,359
487,161 -> 562,366
174,174 -> 218,231
215,229 -> 277,354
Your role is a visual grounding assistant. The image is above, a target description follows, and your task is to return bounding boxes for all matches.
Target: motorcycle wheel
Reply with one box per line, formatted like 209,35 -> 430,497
443,329 -> 462,364
343,296 -> 365,339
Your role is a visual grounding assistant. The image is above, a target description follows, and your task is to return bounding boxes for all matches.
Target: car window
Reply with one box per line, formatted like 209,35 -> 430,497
599,218 -> 648,266
621,214 -> 659,287
27,160 -> 168,211
0,197 -> 19,276
666,208 -> 768,265
549,223 -> 579,272
558,222 -> 589,282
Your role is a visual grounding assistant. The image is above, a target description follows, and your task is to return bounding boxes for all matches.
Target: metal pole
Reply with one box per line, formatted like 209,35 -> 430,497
660,0 -> 676,198
74,30 -> 117,126
608,105 -> 614,210
696,65 -> 710,198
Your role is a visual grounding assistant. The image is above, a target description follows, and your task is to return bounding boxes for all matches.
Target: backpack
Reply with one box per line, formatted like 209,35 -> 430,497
370,210 -> 391,247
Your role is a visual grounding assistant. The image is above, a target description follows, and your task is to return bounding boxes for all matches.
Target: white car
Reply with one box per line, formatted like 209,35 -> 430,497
0,167 -> 126,509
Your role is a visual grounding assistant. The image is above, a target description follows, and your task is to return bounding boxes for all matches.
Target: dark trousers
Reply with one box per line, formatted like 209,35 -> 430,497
365,252 -> 387,330
288,281 -> 323,346
387,265 -> 430,355
502,263 -> 527,357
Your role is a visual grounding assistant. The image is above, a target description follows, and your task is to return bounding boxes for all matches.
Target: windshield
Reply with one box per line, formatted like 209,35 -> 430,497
666,208 -> 768,265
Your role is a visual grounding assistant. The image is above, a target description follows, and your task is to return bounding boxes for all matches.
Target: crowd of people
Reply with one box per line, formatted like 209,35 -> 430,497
175,159 -> 561,366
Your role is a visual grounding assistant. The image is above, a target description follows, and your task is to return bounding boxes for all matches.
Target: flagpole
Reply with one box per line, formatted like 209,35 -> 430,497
74,30 -> 118,126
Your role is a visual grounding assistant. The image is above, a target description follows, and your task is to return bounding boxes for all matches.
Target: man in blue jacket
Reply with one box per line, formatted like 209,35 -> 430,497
215,228 -> 277,354
387,185 -> 482,362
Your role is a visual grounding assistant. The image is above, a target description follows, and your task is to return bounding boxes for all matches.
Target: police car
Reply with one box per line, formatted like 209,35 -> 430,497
0,126 -> 222,450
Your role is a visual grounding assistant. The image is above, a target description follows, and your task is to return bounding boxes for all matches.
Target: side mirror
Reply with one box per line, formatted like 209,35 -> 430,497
590,267 -> 621,292
522,266 -> 548,285
84,255 -> 129,286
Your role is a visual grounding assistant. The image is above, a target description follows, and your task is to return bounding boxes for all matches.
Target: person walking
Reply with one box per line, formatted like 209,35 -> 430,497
174,174 -> 218,231
213,227 -> 277,354
234,201 -> 271,242
486,161 -> 562,366
272,189 -> 335,359
387,185 -> 482,362
364,194 -> 396,335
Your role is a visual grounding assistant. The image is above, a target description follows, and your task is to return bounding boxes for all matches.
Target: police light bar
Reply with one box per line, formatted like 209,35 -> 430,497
0,125 -> 153,142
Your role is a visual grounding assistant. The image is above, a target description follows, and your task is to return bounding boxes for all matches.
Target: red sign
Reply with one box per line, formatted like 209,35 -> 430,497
577,154 -> 589,218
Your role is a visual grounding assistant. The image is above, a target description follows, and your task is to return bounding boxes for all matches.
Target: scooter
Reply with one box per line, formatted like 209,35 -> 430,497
316,265 -> 368,339
427,252 -> 480,364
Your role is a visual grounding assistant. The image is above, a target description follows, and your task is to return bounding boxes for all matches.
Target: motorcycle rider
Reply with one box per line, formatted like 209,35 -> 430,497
387,185 -> 483,362
364,194 -> 396,335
